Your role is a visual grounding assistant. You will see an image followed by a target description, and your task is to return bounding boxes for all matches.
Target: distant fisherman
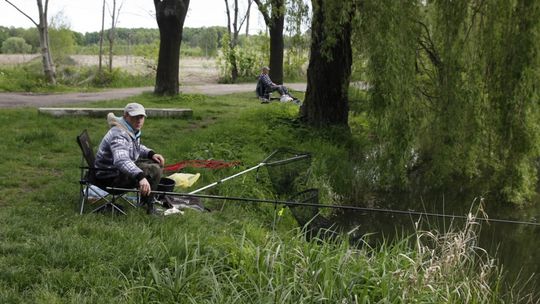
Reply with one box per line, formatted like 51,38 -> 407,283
257,66 -> 299,103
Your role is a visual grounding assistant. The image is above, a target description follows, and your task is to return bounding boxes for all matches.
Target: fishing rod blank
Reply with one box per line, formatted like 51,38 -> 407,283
106,187 -> 540,227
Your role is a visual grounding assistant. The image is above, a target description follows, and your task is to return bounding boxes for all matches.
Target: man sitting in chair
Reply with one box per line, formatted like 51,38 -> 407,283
258,66 -> 296,103
94,102 -> 165,214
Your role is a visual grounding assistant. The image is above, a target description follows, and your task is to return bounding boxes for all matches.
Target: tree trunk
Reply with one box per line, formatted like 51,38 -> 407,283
224,0 -> 251,83
230,0 -> 239,82
245,0 -> 252,37
37,0 -> 56,84
38,24 -> 56,85
108,0 -> 117,72
268,7 -> 284,85
230,51 -> 239,82
301,0 -> 352,127
254,0 -> 285,84
154,0 -> 190,95
98,0 -> 105,73
4,0 -> 56,84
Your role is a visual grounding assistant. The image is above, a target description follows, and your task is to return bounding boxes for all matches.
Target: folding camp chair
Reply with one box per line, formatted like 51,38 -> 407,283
256,78 -> 272,102
77,129 -> 139,215
256,78 -> 300,104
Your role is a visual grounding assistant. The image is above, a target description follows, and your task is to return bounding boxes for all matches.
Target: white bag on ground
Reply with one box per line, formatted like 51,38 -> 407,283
280,95 -> 293,102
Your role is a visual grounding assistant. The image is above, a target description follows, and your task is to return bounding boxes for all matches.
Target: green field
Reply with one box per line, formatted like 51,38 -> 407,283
0,92 -> 528,303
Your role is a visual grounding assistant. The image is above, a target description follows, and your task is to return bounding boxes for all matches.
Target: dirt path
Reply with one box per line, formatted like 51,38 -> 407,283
0,83 -> 307,108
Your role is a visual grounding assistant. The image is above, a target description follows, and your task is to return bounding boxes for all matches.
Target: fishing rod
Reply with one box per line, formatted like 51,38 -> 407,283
187,150 -> 310,194
107,187 -> 540,227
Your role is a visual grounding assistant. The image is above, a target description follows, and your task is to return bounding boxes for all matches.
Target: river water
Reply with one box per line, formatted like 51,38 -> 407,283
322,190 -> 540,293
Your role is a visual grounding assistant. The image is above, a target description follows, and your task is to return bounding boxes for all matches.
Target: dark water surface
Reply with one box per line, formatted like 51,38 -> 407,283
327,191 -> 540,293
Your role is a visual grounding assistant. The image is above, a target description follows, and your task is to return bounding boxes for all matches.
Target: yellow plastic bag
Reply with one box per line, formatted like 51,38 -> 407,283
167,173 -> 201,189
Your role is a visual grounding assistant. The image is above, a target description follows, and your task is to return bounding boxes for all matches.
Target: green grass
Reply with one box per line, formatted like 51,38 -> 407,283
0,91 -> 526,303
0,62 -> 154,93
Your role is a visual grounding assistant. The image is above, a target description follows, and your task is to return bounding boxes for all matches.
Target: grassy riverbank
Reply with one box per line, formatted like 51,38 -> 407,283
0,92 -> 532,302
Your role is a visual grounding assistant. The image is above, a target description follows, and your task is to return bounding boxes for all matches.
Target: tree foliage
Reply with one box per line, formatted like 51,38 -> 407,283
223,0 -> 253,82
49,28 -> 75,60
283,0 -> 310,80
1,36 -> 32,54
360,0 -> 419,186
358,0 -> 540,203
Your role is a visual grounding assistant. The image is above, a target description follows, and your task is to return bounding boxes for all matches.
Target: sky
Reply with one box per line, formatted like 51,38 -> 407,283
0,0 -> 267,34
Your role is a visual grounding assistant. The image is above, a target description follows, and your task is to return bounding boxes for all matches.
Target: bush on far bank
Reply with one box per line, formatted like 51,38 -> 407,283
0,59 -> 154,92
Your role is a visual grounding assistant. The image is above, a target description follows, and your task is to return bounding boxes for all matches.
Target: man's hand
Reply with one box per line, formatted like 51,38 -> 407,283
139,177 -> 151,196
152,153 -> 165,166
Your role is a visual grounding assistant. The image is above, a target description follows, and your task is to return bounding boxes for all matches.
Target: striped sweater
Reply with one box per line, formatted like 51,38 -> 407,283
94,118 -> 154,181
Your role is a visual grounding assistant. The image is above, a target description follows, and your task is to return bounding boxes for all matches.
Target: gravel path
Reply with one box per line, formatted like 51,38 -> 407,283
0,83 -> 307,108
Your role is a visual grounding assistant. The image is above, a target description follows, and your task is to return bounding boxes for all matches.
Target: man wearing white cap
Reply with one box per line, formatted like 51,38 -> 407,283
94,102 -> 165,214
258,66 -> 297,103
259,66 -> 290,96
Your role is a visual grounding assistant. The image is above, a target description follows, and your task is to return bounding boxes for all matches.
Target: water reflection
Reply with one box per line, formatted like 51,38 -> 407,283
305,191 -> 540,292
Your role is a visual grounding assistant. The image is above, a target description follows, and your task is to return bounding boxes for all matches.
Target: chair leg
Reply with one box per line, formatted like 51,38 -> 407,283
89,194 -> 113,214
80,183 -> 90,215
118,195 -> 137,209
79,183 -> 139,215
90,194 -> 128,216
110,201 -> 127,215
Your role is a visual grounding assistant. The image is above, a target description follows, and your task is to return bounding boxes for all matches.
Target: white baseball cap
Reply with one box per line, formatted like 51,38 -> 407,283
124,103 -> 146,117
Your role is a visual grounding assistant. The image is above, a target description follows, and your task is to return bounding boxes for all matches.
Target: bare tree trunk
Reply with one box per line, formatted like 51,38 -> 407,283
98,0 -> 106,73
224,0 -> 250,82
224,0 -> 238,82
154,0 -> 190,95
108,0 -> 117,72
245,0 -> 252,37
225,0 -> 232,34
5,0 -> 56,84
231,0 -> 240,81
233,0 -> 239,41
38,0 -> 56,84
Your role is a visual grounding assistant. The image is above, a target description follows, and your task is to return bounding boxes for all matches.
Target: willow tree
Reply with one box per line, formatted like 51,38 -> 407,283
412,0 -> 540,202
482,0 -> 540,202
416,0 -> 480,187
358,0 -> 420,186
154,0 -> 190,95
301,0 -> 354,127
360,0 -> 540,202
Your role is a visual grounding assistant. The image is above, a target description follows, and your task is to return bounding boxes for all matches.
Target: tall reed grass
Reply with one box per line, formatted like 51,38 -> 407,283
118,214 -> 514,303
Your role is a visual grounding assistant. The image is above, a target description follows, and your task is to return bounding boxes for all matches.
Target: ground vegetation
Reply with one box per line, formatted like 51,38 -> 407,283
0,91 -> 532,302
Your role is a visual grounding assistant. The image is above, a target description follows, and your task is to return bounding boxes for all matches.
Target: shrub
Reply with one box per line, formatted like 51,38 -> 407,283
1,37 -> 32,54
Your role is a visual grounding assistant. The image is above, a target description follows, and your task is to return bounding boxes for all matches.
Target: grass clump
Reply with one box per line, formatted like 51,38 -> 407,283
118,218 -> 505,303
0,91 -> 533,303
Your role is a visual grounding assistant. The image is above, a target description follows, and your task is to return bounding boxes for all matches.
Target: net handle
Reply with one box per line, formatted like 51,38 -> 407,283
265,154 -> 310,166
190,149 -> 311,194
